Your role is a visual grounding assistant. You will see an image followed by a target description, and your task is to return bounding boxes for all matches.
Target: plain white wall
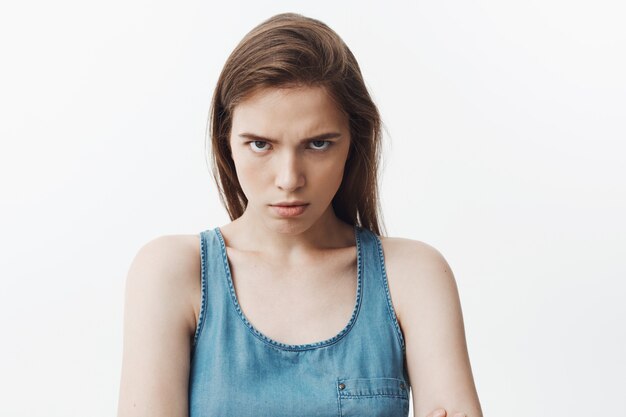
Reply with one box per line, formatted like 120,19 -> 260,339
1,1 -> 624,416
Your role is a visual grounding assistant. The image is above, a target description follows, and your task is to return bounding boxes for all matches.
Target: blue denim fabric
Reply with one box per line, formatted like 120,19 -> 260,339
188,225 -> 410,416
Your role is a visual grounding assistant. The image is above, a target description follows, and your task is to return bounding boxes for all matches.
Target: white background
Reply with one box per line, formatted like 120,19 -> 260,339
1,1 -> 625,416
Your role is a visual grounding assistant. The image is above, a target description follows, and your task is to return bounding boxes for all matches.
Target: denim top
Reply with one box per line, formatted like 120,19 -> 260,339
188,225 -> 410,416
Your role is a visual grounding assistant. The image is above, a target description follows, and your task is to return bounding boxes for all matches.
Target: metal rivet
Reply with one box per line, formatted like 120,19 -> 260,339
400,382 -> 406,390
338,383 -> 345,390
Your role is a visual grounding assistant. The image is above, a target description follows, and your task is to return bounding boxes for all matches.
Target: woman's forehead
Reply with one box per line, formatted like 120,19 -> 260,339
235,85 -> 333,110
231,86 -> 348,134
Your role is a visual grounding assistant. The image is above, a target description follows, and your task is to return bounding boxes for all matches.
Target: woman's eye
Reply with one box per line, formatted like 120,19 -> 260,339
249,140 -> 270,152
309,140 -> 331,151
247,140 -> 332,153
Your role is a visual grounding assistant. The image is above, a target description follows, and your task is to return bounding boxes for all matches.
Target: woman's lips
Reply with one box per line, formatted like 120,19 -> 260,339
270,204 -> 308,217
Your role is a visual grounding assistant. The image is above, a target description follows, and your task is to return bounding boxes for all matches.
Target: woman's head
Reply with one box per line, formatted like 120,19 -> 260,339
208,12 -> 386,236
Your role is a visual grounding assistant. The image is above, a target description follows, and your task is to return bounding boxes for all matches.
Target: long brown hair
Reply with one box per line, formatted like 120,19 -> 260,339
206,12 -> 386,236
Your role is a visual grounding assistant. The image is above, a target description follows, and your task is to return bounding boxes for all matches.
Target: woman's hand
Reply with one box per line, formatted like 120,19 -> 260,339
425,408 -> 467,417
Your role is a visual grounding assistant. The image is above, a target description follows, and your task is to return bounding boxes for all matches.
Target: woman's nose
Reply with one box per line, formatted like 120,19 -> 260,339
274,151 -> 305,191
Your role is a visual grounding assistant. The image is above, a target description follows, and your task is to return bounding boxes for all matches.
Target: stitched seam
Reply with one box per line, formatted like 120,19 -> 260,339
336,378 -> 342,417
374,233 -> 406,350
214,225 -> 363,352
340,394 -> 408,399
192,231 -> 208,349
337,377 -> 409,398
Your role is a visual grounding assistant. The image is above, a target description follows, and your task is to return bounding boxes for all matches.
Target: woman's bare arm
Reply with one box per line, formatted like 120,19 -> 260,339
385,238 -> 484,417
117,235 -> 200,417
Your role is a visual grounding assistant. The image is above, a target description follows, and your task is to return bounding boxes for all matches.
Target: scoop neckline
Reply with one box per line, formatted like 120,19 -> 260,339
213,225 -> 363,352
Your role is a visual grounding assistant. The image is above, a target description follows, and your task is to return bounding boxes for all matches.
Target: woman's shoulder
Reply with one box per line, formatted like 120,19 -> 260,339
125,233 -> 202,331
377,235 -> 456,324
132,233 -> 201,276
378,235 -> 449,270
131,233 -> 202,290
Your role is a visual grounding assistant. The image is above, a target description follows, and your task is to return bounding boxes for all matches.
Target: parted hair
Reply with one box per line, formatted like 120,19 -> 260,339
206,12 -> 386,236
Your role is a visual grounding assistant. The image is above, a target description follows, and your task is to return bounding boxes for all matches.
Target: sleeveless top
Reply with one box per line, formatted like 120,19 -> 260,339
188,225 -> 411,417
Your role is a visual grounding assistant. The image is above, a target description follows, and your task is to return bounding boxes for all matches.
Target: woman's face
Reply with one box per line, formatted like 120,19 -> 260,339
229,85 -> 351,233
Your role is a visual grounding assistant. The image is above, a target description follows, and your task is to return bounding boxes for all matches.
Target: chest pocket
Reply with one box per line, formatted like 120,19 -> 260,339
337,377 -> 409,417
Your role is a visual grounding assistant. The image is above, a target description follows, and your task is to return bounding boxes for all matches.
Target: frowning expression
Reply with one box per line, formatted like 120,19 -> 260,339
229,85 -> 351,230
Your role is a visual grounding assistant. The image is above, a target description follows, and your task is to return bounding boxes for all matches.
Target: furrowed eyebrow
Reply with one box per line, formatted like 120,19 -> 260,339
238,132 -> 342,143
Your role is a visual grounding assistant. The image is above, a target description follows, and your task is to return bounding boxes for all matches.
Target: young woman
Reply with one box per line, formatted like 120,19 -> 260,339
117,12 -> 483,417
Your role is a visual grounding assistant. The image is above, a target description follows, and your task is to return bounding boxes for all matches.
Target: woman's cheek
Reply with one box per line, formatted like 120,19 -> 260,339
238,160 -> 265,200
